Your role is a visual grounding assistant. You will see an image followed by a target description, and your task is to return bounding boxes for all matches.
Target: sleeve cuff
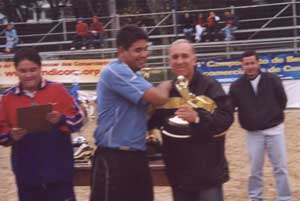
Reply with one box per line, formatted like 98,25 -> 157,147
0,132 -> 14,146
7,132 -> 14,142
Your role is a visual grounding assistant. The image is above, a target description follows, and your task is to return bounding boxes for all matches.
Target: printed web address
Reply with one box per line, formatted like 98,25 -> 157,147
4,69 -> 101,77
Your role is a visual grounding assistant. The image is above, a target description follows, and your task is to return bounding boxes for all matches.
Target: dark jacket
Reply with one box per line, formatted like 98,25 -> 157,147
181,15 -> 194,30
148,70 -> 233,191
229,72 -> 287,131
225,14 -> 239,27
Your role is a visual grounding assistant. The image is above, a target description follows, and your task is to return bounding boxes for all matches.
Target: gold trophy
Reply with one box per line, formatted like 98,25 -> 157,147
168,75 -> 217,127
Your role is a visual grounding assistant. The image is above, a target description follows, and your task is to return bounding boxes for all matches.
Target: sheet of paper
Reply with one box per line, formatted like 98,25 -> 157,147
17,104 -> 53,133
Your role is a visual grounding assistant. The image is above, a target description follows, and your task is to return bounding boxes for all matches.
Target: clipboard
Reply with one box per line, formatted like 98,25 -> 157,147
17,104 -> 53,133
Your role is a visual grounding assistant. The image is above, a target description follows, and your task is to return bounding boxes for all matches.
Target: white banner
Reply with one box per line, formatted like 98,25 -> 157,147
0,59 -> 111,85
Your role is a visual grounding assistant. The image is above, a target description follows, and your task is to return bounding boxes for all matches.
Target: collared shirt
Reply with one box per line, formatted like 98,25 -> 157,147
94,60 -> 152,151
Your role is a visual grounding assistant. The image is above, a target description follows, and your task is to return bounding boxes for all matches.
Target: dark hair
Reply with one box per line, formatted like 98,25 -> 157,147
13,48 -> 42,68
116,25 -> 148,50
240,50 -> 259,61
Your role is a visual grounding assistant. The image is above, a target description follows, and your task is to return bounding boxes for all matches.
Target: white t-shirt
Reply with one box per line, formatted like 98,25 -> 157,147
250,74 -> 261,95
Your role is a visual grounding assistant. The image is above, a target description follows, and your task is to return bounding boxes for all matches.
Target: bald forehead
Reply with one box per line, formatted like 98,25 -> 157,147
169,41 -> 195,55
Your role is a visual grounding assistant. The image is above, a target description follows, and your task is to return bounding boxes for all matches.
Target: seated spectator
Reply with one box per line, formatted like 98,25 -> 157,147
221,10 -> 239,41
206,11 -> 220,42
70,17 -> 89,50
89,16 -> 105,49
4,23 -> 19,53
194,13 -> 206,42
181,13 -> 194,42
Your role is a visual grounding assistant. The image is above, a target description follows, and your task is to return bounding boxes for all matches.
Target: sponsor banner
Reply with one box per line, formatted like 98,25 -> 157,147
0,59 -> 112,85
198,54 -> 300,83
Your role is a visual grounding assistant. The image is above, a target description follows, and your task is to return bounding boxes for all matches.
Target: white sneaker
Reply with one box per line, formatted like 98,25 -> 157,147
81,46 -> 87,50
70,47 -> 76,50
72,135 -> 87,146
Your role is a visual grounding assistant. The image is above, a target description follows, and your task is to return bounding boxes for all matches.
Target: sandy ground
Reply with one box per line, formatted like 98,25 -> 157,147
1,110 -> 300,201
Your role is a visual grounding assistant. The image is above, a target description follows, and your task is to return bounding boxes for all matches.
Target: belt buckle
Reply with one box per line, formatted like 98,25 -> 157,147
118,146 -> 131,151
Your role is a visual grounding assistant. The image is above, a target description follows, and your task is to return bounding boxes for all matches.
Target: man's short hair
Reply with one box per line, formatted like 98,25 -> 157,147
116,25 -> 148,50
241,50 -> 259,61
13,47 -> 41,68
169,39 -> 195,54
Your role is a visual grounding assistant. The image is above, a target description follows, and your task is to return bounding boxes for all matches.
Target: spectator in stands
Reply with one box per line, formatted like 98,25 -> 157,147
89,16 -> 105,49
194,13 -> 206,43
181,13 -> 194,42
206,11 -> 220,42
70,17 -> 89,50
4,23 -> 19,53
221,10 -> 239,41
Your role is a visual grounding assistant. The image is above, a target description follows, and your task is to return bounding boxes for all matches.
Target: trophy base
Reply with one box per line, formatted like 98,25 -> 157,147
162,130 -> 191,139
168,116 -> 189,127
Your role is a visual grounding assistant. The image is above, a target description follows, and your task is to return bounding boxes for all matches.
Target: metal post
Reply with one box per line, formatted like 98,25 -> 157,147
172,9 -> 177,38
163,68 -> 168,81
230,5 -> 235,15
62,19 -> 67,41
292,0 -> 298,53
109,0 -> 118,48
226,42 -> 230,59
163,46 -> 168,80
115,14 -> 120,30
162,47 -> 167,67
171,0 -> 178,38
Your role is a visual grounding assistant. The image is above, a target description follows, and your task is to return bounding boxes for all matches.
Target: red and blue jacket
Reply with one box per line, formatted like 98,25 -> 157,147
0,80 -> 84,187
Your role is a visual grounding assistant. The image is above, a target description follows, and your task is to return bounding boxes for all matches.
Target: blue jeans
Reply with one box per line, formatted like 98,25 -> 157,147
247,132 -> 291,201
222,25 -> 237,41
172,186 -> 223,201
183,28 -> 194,42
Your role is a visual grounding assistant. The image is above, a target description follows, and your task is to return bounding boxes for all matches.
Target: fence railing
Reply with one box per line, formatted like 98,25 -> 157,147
1,36 -> 299,64
0,1 -> 299,51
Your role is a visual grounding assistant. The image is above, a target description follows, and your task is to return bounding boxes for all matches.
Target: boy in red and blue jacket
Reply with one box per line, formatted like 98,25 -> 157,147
0,48 -> 84,201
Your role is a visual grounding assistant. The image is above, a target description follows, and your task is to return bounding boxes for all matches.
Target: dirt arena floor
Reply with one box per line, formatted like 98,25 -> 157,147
1,109 -> 300,201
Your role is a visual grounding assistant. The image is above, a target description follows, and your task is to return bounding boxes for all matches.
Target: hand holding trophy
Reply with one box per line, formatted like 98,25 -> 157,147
168,75 -> 216,127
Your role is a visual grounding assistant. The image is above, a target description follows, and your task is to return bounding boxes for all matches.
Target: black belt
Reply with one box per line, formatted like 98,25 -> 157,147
97,145 -> 143,152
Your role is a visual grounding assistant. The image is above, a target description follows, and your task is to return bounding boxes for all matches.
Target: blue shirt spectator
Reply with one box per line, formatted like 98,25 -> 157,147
5,23 -> 19,53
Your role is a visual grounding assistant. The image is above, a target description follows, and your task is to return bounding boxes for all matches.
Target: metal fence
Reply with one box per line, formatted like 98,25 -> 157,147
0,1 -> 299,50
0,1 -> 300,86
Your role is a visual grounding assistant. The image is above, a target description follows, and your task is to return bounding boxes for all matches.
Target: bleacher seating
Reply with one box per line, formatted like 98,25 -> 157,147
0,1 -> 298,59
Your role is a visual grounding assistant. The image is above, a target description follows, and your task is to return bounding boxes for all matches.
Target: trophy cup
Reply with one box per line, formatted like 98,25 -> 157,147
168,76 -> 190,126
168,75 -> 216,127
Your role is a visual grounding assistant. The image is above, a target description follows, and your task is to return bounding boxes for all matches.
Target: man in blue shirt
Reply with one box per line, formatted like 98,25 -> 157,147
90,25 -> 171,201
